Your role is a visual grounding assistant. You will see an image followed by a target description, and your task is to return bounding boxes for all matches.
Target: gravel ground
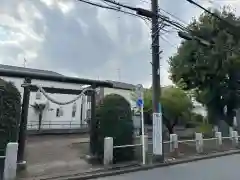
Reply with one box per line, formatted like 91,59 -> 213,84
17,134 -> 94,179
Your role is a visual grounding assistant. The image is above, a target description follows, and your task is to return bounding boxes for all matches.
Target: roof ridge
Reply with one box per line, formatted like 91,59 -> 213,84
0,64 -> 63,76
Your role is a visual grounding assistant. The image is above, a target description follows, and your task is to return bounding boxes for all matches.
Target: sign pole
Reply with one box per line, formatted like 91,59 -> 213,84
140,99 -> 146,165
135,84 -> 146,165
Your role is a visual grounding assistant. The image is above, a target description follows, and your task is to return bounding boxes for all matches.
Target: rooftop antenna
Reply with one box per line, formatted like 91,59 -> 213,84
23,58 -> 27,68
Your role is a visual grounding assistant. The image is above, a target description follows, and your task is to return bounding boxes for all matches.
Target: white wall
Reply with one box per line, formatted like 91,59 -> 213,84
0,76 -> 90,130
0,77 -> 134,130
103,87 -> 135,109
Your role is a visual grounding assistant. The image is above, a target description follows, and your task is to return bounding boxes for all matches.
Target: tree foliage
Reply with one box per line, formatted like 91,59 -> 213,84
95,94 -> 134,164
169,7 -> 240,126
144,86 -> 193,133
0,79 -> 21,156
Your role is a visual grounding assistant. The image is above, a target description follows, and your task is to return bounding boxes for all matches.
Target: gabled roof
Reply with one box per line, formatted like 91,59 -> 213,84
106,80 -> 135,90
0,64 -> 63,77
0,65 -> 139,90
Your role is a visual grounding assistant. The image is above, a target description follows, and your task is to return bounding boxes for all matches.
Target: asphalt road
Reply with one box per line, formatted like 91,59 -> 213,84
94,154 -> 240,180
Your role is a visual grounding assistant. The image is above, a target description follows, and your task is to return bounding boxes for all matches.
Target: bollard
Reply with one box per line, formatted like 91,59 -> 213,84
103,137 -> 113,165
234,131 -> 239,147
4,142 -> 18,180
215,132 -> 222,147
195,133 -> 203,153
170,134 -> 178,153
231,131 -> 238,147
229,127 -> 234,138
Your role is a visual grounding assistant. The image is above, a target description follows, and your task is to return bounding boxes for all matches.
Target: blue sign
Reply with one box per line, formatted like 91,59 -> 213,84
136,98 -> 144,107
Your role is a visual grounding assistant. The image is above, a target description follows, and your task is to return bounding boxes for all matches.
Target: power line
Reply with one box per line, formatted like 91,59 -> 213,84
138,0 -> 189,26
101,0 -> 152,24
99,0 -> 188,34
158,15 -> 189,32
101,0 -> 138,11
159,8 -> 189,26
77,0 -> 120,11
76,0 -> 149,21
96,0 -> 188,49
100,0 -> 119,8
139,0 -> 149,3
160,35 -> 178,49
98,0 -> 171,35
138,0 -> 189,28
77,0 -> 170,52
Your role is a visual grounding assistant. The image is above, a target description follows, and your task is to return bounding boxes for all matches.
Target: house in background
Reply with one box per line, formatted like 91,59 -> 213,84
192,100 -> 207,117
0,65 -> 136,132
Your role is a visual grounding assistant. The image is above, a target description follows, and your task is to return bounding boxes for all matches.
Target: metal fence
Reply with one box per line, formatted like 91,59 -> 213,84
111,134 -> 240,164
27,120 -> 88,130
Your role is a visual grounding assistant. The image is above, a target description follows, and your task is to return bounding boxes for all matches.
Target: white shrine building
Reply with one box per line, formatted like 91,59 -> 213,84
0,65 -> 136,132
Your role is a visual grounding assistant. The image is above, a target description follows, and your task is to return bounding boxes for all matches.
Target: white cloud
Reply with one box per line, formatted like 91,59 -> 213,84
57,1 -> 75,14
0,0 -> 239,88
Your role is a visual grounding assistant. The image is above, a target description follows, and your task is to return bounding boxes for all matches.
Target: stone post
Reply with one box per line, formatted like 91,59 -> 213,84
232,131 -> 239,147
103,137 -> 113,165
215,131 -> 222,147
4,143 -> 18,180
170,134 -> 178,153
195,133 -> 203,153
229,126 -> 234,138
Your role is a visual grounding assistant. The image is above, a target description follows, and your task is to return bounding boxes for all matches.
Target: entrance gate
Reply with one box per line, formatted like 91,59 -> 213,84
0,68 -> 113,177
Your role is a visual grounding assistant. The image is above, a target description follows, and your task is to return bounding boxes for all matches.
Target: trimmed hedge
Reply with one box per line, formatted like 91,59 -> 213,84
95,94 -> 134,163
0,79 -> 21,156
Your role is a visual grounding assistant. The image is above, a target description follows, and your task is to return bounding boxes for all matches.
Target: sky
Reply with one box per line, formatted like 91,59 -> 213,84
1,0 -> 240,88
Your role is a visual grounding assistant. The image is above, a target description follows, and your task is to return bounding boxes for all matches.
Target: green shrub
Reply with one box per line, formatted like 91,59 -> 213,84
0,79 -> 21,156
196,123 -> 213,137
95,94 -> 134,163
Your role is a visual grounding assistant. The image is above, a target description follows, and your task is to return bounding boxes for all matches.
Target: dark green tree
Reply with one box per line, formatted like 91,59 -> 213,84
0,79 -> 21,156
95,94 -> 134,163
169,7 -> 240,126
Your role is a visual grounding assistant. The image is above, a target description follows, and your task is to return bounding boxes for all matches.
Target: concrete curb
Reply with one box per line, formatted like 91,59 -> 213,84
30,150 -> 240,180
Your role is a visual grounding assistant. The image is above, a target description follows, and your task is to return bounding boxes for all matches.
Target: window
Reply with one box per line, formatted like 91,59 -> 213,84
72,111 -> 76,118
72,102 -> 77,118
56,108 -> 60,117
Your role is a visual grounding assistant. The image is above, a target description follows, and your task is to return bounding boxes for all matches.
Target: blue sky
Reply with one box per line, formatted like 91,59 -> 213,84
0,0 -> 239,87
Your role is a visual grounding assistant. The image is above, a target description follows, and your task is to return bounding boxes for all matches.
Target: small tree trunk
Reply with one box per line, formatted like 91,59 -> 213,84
165,120 -> 174,135
38,111 -> 43,131
167,126 -> 174,134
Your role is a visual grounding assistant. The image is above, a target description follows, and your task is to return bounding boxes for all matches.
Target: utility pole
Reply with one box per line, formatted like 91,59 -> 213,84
151,0 -> 160,114
81,0 -> 164,162
151,0 -> 164,162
